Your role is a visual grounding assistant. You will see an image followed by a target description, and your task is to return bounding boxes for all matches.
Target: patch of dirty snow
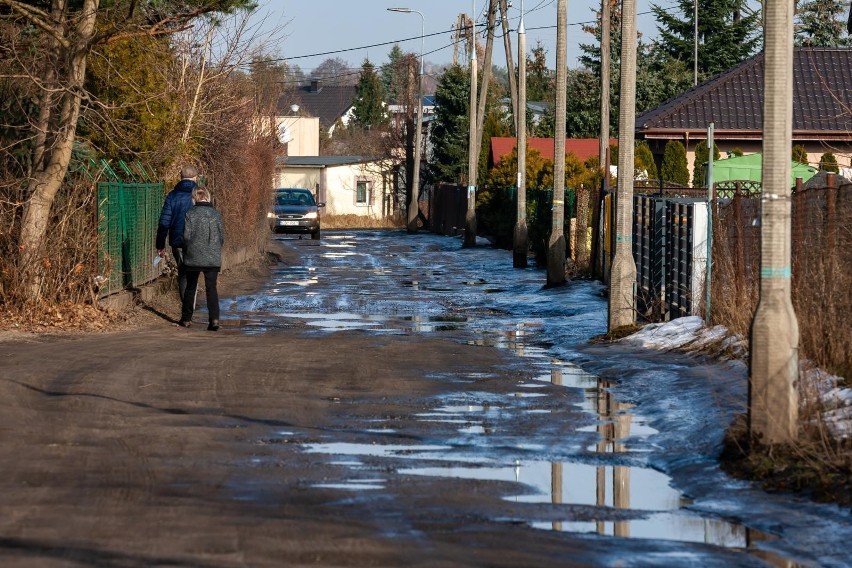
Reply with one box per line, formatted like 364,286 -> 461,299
621,316 -> 852,441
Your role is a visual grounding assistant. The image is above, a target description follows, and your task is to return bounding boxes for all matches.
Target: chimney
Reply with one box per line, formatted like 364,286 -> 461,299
309,79 -> 321,93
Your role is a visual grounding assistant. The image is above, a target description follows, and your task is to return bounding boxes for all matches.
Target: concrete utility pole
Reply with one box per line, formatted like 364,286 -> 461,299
546,0 -> 568,286
475,1 -> 497,163
599,0 -> 611,189
513,0 -> 528,268
750,0 -> 799,444
388,8 -> 425,234
464,0 -> 479,248
607,0 -> 638,330
693,0 -> 699,86
499,0 -> 518,134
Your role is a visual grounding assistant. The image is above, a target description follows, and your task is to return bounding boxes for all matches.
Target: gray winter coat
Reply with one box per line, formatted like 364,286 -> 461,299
182,202 -> 224,269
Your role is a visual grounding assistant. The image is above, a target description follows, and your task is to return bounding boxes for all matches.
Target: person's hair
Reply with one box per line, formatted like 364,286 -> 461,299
192,187 -> 211,203
180,165 -> 198,179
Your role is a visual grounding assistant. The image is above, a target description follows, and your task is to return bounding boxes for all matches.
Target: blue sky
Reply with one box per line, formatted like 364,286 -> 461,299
251,0 -> 670,74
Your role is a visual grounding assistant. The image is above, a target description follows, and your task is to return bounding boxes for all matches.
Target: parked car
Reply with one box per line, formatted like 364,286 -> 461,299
268,188 -> 324,239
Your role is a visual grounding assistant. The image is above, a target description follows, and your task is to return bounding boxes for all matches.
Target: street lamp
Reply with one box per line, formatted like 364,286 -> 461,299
388,7 -> 425,234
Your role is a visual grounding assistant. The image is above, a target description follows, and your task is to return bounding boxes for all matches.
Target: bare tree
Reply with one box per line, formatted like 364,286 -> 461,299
0,0 -> 253,301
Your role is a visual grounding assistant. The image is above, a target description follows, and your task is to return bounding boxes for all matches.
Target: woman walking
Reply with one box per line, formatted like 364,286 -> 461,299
179,187 -> 224,331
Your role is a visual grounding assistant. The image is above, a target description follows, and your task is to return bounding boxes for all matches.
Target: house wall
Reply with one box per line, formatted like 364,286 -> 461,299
276,163 -> 390,218
323,163 -> 387,218
276,116 -> 320,156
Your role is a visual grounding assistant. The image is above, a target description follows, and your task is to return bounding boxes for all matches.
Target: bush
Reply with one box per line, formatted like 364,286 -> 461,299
693,139 -> 721,187
635,140 -> 658,181
819,152 -> 839,173
660,140 -> 689,186
792,144 -> 809,165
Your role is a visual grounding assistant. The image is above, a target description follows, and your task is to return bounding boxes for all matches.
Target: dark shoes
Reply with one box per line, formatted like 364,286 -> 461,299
207,320 -> 220,332
178,320 -> 192,328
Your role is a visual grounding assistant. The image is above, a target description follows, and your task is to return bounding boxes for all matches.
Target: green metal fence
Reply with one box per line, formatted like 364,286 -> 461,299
97,177 -> 163,297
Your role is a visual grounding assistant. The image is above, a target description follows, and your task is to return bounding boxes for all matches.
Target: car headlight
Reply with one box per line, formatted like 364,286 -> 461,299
267,212 -> 276,218
304,212 -> 318,219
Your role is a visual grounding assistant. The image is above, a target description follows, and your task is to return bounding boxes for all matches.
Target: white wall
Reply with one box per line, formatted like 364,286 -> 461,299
276,162 -> 390,218
276,116 -> 320,156
323,163 -> 386,218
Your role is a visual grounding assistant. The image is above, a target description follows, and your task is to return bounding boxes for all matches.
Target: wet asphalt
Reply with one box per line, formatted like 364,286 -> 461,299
215,230 -> 852,568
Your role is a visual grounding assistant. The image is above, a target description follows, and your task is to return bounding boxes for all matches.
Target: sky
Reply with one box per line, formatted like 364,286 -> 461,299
249,0 -> 671,76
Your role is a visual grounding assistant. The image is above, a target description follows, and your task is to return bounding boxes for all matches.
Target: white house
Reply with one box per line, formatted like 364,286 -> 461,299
276,156 -> 395,219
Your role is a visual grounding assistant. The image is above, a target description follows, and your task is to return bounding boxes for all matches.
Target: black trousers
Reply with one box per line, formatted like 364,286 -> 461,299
171,246 -> 187,301
181,269 -> 220,324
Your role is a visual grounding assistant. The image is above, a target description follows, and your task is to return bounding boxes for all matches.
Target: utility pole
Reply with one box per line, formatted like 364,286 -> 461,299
475,0 -> 497,163
607,0 -> 638,330
464,0 -> 479,248
547,0 -> 567,286
513,0 -> 528,268
693,0 -> 699,86
499,0 -> 518,134
599,0 -> 610,175
750,0 -> 798,444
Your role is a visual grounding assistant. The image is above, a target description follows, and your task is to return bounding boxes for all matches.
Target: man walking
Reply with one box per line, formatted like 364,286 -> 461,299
180,187 -> 224,331
156,165 -> 198,301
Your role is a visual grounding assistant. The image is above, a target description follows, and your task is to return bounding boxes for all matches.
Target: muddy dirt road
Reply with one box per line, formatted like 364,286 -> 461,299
1,230 -> 850,567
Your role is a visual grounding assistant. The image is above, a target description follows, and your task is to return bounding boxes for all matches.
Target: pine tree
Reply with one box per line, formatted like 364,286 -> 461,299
526,42 -> 554,102
351,59 -> 387,130
792,144 -> 809,164
796,0 -> 850,47
381,45 -> 406,102
652,0 -> 761,79
429,65 -> 471,184
660,140 -> 689,185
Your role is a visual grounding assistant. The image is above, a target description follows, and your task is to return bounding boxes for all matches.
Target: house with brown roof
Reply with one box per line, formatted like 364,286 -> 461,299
635,47 -> 852,181
278,79 -> 357,137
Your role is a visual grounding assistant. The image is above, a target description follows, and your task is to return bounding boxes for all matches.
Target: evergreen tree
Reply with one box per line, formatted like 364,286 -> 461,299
796,0 -> 850,47
692,139 -> 721,186
578,1 -> 692,135
635,141 -> 658,181
792,144 -> 809,164
652,0 -> 761,79
526,43 -> 555,102
660,140 -> 689,185
429,65 -> 471,184
351,59 -> 387,130
819,152 -> 839,172
381,45 -> 406,102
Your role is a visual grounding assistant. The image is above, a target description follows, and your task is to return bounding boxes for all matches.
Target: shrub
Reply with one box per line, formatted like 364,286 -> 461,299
693,139 -> 721,187
819,152 -> 839,173
660,140 -> 689,186
792,144 -> 809,164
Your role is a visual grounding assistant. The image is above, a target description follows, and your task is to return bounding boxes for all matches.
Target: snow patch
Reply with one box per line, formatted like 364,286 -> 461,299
620,316 -> 852,441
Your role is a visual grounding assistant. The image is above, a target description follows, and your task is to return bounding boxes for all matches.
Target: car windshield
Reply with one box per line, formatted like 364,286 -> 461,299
275,190 -> 315,206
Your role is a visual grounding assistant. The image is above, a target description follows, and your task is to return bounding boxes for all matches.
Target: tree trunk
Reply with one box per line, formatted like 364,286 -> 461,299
19,0 -> 100,301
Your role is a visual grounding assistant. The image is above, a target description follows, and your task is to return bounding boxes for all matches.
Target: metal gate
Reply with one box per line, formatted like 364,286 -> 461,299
631,195 -> 708,320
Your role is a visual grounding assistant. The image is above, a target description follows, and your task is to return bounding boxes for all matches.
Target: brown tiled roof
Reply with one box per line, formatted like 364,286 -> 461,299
278,82 -> 357,130
636,48 -> 852,140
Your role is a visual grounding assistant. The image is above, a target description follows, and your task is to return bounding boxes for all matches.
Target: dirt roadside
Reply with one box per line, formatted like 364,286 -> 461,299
1,242 -> 608,567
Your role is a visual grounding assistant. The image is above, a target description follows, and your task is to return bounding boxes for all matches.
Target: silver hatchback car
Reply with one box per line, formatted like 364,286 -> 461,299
268,188 -> 325,239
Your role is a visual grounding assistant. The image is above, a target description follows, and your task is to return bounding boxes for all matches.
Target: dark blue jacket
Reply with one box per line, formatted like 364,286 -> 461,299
155,179 -> 196,249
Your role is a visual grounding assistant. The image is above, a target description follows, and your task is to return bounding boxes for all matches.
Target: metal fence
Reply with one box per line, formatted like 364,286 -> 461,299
96,163 -> 163,297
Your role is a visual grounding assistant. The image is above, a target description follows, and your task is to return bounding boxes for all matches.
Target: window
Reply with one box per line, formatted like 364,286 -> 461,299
356,180 -> 369,204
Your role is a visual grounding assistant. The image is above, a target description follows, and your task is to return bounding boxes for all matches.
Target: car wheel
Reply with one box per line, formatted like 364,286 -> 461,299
311,229 -> 321,240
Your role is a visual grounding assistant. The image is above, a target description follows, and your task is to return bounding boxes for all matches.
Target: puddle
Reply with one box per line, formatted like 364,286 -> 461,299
313,480 -> 385,491
303,442 -> 452,459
